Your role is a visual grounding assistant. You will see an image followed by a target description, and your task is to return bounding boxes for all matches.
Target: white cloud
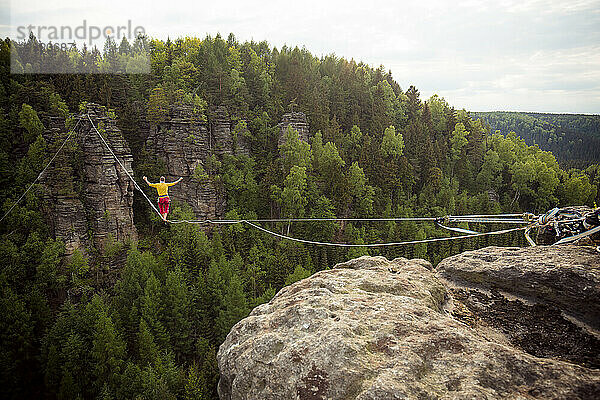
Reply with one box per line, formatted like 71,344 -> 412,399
495,0 -> 600,14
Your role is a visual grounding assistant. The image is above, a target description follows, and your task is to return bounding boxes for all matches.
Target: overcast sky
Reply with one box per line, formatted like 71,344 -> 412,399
2,0 -> 599,113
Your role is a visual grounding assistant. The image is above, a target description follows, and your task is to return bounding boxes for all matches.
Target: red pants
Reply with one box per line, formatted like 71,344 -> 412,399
158,196 -> 170,214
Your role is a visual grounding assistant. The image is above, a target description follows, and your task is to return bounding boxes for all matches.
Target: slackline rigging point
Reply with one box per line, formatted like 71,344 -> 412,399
2,112 -> 598,248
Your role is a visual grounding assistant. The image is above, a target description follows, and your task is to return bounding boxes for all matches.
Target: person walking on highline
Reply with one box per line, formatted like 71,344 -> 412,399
143,175 -> 183,221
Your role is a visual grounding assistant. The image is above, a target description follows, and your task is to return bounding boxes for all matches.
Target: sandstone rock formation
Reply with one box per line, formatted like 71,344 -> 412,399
437,246 -> 600,369
145,105 -> 250,220
218,248 -> 600,399
41,116 -> 90,254
146,104 -> 221,220
42,103 -> 137,254
278,112 -> 310,147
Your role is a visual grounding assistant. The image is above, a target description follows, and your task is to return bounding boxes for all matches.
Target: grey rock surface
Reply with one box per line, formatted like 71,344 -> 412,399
209,106 -> 234,156
218,251 -> 600,400
146,104 -> 224,220
42,103 -> 137,254
145,105 -> 253,220
437,245 -> 600,369
278,112 -> 310,147
437,245 -> 600,329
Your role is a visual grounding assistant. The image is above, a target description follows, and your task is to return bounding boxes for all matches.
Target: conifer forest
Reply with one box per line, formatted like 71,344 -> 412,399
1,34 -> 599,399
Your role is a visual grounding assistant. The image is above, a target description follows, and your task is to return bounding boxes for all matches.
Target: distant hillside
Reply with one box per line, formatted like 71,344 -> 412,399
472,111 -> 600,167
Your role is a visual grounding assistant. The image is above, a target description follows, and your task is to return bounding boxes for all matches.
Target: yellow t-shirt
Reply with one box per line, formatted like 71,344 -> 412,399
148,181 -> 177,197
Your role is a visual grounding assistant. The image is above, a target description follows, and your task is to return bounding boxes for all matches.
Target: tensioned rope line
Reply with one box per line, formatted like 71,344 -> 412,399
5,113 -> 595,248
167,217 -> 526,246
242,221 -> 526,247
555,225 -> 600,245
86,114 -> 163,218
167,214 -> 533,225
169,217 -> 438,224
0,117 -> 83,224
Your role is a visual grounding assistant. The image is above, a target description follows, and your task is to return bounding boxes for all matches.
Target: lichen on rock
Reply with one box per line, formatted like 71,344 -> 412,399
218,249 -> 600,399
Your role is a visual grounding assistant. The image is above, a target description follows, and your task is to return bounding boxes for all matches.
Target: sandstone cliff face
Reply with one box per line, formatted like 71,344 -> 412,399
145,105 -> 252,220
145,107 -> 309,220
42,103 -> 137,254
218,247 -> 600,400
437,246 -> 600,369
278,112 -> 310,147
146,104 -> 222,220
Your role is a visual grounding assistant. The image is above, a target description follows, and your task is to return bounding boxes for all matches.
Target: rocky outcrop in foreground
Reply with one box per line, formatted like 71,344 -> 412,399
218,247 -> 600,399
437,246 -> 600,370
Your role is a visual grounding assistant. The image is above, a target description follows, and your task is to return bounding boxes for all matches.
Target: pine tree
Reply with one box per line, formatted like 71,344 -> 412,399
118,36 -> 131,55
90,296 -> 126,395
113,249 -> 153,349
0,282 -> 36,399
162,267 -> 193,361
184,362 -> 207,400
200,262 -> 224,345
141,273 -> 169,349
137,319 -> 159,365
216,273 -> 249,342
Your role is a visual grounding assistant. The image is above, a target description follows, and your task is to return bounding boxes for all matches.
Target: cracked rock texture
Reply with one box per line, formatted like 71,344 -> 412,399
278,112 -> 310,147
146,104 -> 223,220
218,248 -> 600,400
145,105 -> 253,220
42,103 -> 137,254
437,246 -> 600,369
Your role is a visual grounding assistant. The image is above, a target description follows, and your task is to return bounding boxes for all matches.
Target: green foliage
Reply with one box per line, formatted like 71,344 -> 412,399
163,267 -> 193,360
49,93 -> 69,118
67,249 -> 90,286
473,111 -> 600,166
216,274 -> 249,342
221,154 -> 259,212
284,265 -> 312,285
477,149 -> 503,191
35,239 -> 66,289
281,166 -> 308,218
192,164 -> 210,184
413,228 -> 427,260
380,125 -> 404,159
2,33 -> 598,400
104,234 -> 124,259
560,170 -> 597,206
90,296 -> 126,394
426,95 -> 448,133
450,123 -> 468,164
280,126 -> 312,172
0,279 -> 36,398
184,362 -> 208,400
148,87 -> 169,125
19,104 -> 44,143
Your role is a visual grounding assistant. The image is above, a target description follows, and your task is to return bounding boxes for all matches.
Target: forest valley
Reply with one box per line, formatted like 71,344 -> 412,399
1,33 -> 599,399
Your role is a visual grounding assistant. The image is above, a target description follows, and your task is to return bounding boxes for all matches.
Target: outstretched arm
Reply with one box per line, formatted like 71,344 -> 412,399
143,176 -> 156,187
168,177 -> 183,186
